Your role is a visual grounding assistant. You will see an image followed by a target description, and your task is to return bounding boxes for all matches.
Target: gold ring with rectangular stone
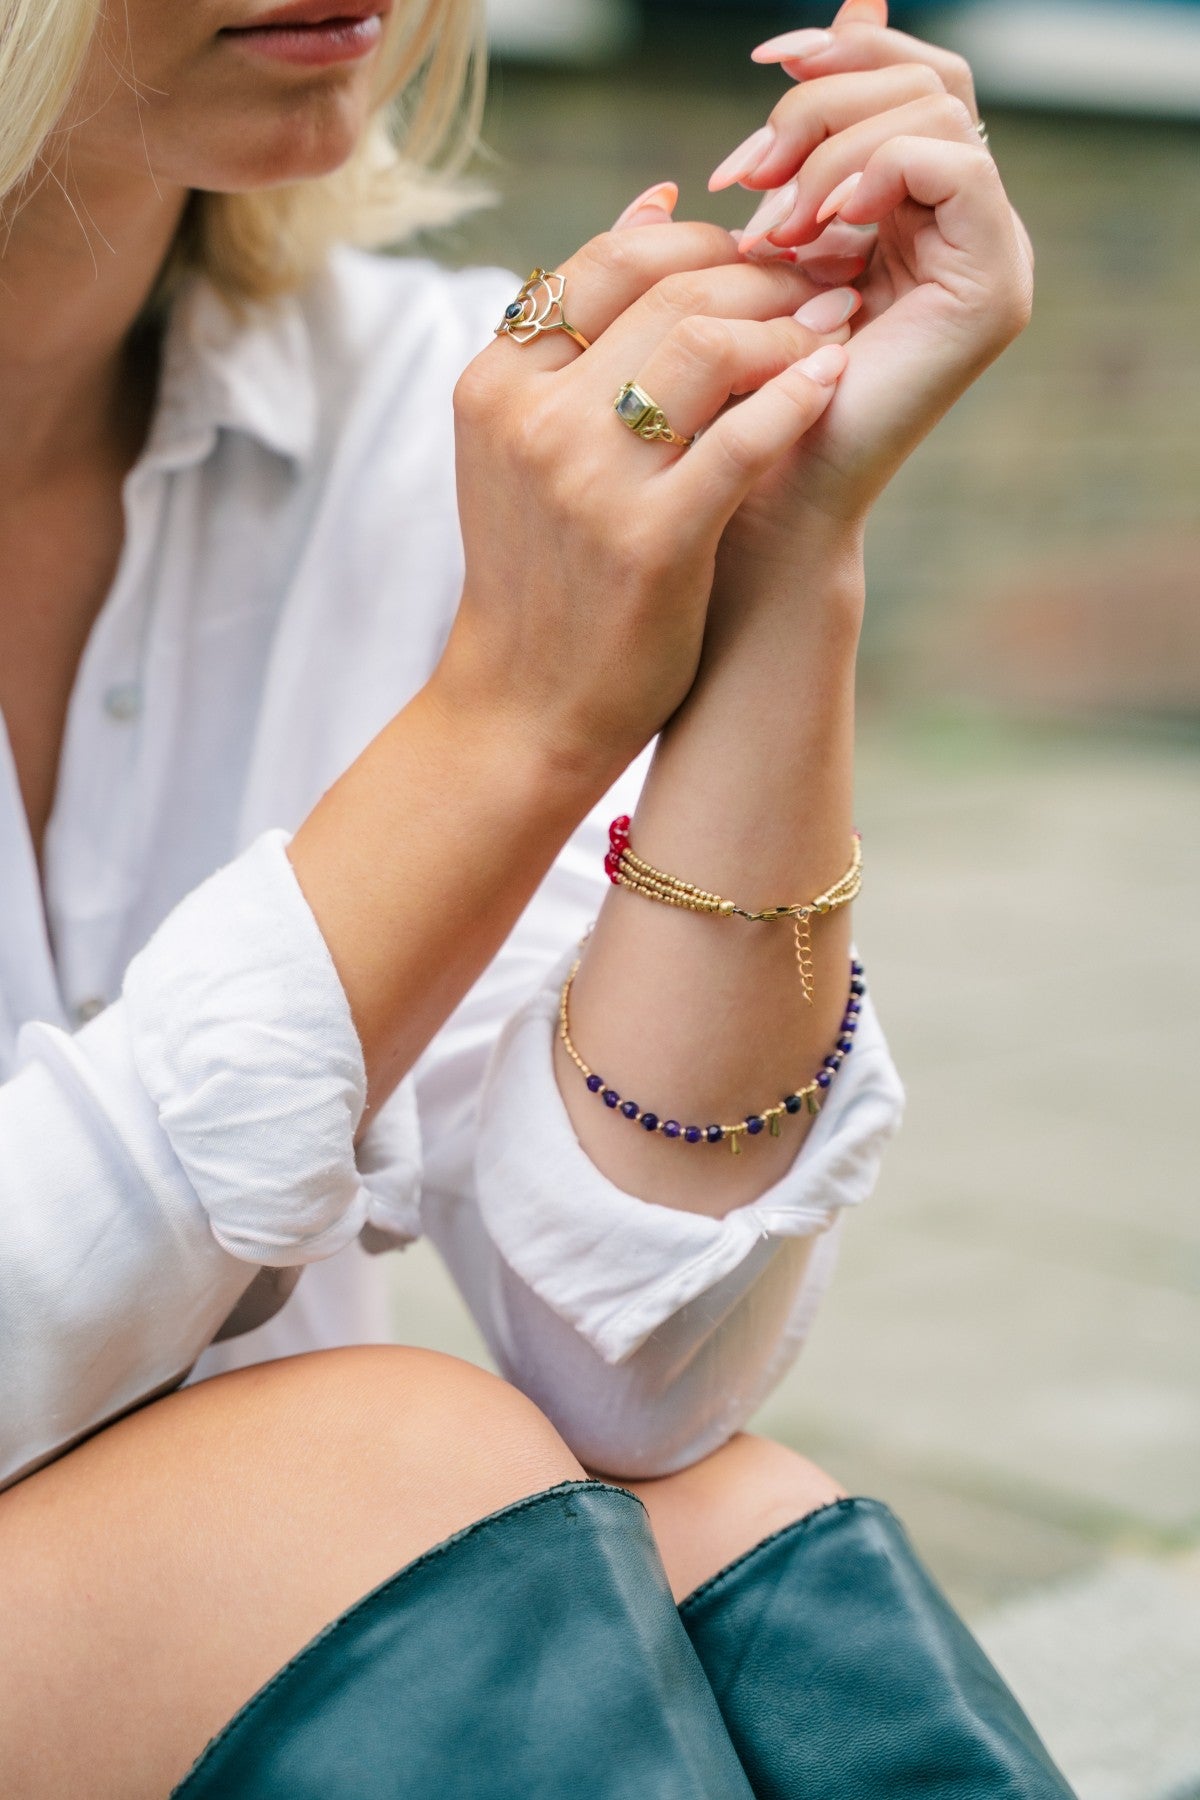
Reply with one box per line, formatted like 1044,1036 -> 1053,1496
613,382 -> 695,449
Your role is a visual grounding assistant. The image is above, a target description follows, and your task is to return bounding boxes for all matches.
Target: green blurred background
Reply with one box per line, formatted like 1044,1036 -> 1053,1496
394,7 -> 1200,1791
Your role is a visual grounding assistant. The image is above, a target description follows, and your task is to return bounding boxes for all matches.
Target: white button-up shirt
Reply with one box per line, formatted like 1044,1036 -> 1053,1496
0,248 -> 904,1490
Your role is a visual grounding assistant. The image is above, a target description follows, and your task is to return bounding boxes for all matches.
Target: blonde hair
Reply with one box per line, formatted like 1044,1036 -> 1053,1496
0,0 -> 487,299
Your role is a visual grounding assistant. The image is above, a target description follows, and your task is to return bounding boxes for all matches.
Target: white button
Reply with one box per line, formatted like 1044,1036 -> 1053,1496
103,681 -> 142,722
74,996 -> 106,1025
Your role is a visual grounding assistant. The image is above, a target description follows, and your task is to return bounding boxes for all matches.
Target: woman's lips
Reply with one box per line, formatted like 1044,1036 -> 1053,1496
220,14 -> 384,66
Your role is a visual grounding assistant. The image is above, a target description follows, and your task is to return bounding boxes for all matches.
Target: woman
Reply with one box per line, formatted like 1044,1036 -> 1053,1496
0,0 -> 1064,1793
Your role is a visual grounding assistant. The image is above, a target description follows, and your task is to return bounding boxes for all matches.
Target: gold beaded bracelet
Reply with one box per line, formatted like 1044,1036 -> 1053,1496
559,949 -> 868,1154
604,823 -> 862,1007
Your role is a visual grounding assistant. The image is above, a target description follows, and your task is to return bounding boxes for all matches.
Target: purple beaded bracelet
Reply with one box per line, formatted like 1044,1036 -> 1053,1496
557,957 -> 866,1155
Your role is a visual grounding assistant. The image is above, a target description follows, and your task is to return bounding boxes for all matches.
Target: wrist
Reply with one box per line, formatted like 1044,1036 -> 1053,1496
421,645 -> 621,830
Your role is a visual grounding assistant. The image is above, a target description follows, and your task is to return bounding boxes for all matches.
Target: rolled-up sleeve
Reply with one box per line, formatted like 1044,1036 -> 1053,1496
412,755 -> 905,1477
473,960 -> 902,1368
0,830 -> 416,1488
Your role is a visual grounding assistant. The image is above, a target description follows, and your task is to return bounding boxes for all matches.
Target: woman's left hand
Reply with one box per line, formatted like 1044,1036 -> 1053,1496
706,0 -> 1033,566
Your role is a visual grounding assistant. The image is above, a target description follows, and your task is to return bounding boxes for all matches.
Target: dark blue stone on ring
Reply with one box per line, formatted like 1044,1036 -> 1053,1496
706,1124 -> 723,1143
585,1074 -> 603,1093
620,1100 -> 639,1119
684,1125 -> 703,1143
816,1071 -> 833,1089
641,1112 -> 659,1131
504,301 -> 524,320
746,1115 -> 765,1135
602,1088 -> 620,1107
784,1094 -> 803,1114
663,1120 -> 682,1138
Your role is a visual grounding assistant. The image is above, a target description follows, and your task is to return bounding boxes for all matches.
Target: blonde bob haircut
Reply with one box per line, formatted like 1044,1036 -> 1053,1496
0,0 -> 487,300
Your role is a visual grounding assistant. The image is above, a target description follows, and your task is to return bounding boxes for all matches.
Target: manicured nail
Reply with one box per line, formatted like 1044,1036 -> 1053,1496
751,28 -> 833,63
740,181 -> 798,247
796,343 -> 849,386
834,0 -> 888,23
794,286 -> 862,333
816,171 -> 864,224
709,125 -> 776,193
613,181 -> 679,229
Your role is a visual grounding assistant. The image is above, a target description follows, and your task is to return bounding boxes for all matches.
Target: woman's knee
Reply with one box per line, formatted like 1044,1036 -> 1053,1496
624,1432 -> 845,1602
0,1347 -> 584,1800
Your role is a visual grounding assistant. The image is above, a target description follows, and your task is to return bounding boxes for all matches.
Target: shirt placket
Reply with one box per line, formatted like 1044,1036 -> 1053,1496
42,464 -> 172,1028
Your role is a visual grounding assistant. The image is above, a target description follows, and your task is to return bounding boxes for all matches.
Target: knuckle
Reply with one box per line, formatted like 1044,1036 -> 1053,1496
941,50 -> 976,101
652,271 -> 708,321
940,93 -> 978,136
711,423 -> 760,481
909,62 -> 946,97
585,228 -> 638,283
671,313 -> 733,370
452,356 -> 498,424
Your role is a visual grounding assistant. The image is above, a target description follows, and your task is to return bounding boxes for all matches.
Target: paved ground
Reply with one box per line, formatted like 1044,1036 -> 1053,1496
388,722 -> 1200,1796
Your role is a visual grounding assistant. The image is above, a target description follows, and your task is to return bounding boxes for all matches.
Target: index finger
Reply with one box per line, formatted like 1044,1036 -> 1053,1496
752,23 -> 979,117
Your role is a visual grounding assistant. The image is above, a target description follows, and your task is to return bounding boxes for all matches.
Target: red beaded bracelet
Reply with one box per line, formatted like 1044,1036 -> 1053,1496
603,817 -> 862,1007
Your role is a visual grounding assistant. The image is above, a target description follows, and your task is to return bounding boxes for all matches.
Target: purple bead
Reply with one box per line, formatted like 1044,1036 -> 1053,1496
784,1094 -> 803,1114
838,1037 -> 854,1054
850,978 -> 866,997
602,1088 -> 620,1107
830,1052 -> 844,1069
684,1126 -> 703,1144
641,1112 -> 659,1131
842,1017 -> 858,1035
746,1115 -> 765,1135
816,1071 -> 832,1089
851,958 -> 864,977
706,1125 -> 723,1144
663,1120 -> 681,1138
824,1054 -> 840,1070
845,999 -> 862,1016
586,1074 -> 603,1093
620,1100 -> 639,1119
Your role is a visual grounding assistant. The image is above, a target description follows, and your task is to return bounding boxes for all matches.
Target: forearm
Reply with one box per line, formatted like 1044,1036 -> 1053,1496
556,531 -> 866,1218
287,683 -> 604,1125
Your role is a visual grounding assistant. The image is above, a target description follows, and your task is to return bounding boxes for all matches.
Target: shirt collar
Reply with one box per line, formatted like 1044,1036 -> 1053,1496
142,275 -> 319,473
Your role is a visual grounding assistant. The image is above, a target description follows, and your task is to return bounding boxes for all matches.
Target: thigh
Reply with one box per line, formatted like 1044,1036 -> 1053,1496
0,1346 -> 584,1800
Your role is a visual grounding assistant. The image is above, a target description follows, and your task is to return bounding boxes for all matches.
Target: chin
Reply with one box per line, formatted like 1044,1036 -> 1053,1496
182,89 -> 370,193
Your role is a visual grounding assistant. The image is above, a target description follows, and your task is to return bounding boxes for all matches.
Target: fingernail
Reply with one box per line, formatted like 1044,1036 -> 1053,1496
834,0 -> 888,22
613,181 -> 679,229
796,343 -> 849,386
709,125 -> 776,193
794,286 -> 862,332
740,181 -> 798,248
751,28 -> 833,63
815,171 -> 864,224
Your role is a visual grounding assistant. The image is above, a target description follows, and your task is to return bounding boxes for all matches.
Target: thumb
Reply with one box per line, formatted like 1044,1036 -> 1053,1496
833,0 -> 888,22
613,181 -> 679,230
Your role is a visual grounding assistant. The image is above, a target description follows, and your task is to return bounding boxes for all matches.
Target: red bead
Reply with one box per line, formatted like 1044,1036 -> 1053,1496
609,815 -> 631,847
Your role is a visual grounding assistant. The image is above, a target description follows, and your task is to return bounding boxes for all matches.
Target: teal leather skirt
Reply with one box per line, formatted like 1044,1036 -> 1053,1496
173,1481 -> 1076,1799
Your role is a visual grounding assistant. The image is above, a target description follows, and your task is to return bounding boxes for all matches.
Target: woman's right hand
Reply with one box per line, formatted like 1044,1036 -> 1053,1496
433,221 -> 851,791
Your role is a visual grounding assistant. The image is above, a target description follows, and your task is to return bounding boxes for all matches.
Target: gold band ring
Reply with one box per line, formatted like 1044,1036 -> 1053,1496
496,269 -> 591,353
614,381 -> 695,449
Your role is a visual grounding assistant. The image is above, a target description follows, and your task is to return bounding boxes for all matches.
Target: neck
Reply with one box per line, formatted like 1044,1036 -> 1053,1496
0,156 -> 189,490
